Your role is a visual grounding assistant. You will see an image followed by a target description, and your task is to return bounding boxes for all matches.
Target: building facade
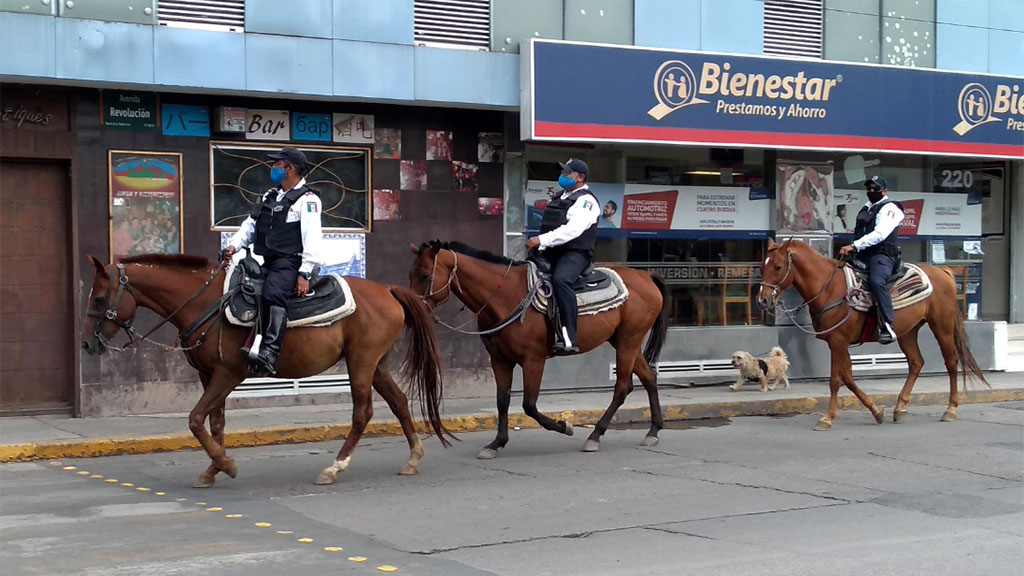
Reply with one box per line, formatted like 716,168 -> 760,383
1,0 -> 1021,415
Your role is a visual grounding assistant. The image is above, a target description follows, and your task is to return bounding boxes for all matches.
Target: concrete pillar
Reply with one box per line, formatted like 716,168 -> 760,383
1010,161 -> 1024,323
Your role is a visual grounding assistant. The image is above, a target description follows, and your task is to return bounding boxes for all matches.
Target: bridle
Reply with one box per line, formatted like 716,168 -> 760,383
87,263 -> 224,352
760,248 -> 853,337
418,248 -> 538,336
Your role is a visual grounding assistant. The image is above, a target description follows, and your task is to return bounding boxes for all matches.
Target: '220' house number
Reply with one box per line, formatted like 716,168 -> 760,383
940,169 -> 974,188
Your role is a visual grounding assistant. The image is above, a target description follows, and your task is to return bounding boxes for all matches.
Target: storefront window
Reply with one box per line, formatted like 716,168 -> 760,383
523,144 -> 769,327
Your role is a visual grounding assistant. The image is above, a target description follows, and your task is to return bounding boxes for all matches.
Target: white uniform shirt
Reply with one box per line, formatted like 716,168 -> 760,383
852,198 -> 905,252
228,177 -> 324,274
538,185 -> 601,250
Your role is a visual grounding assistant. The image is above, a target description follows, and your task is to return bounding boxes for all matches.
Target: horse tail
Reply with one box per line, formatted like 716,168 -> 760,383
952,305 -> 990,391
389,286 -> 456,447
642,273 -> 670,367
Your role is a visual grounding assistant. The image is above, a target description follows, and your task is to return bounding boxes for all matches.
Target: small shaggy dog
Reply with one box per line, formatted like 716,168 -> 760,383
730,347 -> 791,392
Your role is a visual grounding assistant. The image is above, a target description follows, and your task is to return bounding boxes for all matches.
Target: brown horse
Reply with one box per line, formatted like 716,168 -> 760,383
408,241 -> 669,457
757,239 -> 988,430
80,254 -> 452,486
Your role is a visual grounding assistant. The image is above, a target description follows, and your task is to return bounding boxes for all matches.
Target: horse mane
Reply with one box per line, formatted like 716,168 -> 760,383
425,241 -> 527,267
119,254 -> 213,270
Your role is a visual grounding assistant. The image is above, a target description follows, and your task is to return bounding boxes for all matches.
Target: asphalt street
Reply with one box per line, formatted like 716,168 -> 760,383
2,402 -> 1022,576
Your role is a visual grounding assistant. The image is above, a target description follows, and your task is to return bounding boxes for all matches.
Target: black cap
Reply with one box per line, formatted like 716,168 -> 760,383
865,175 -> 888,190
267,147 -> 308,172
558,158 -> 589,177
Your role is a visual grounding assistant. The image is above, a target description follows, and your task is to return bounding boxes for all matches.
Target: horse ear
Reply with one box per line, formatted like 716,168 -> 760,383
767,238 -> 778,249
408,242 -> 420,255
88,255 -> 108,278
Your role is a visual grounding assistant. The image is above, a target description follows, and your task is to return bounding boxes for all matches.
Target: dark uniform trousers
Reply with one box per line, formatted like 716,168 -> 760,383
865,252 -> 896,324
261,255 -> 302,309
549,249 -> 591,344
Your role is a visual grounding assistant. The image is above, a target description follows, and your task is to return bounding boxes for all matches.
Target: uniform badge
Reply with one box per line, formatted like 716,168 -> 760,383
582,200 -> 593,210
306,202 -> 318,213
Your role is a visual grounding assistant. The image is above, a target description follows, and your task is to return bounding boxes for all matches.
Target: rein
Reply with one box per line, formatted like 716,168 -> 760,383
423,248 -> 535,337
88,263 -> 225,353
762,251 -> 854,337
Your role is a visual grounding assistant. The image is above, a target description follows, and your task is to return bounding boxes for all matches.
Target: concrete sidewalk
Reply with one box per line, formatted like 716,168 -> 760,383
1,372 -> 1021,462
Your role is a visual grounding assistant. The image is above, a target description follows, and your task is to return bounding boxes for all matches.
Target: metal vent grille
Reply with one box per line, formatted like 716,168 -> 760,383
231,374 -> 350,399
610,359 -> 735,379
763,0 -> 823,59
157,0 -> 245,32
414,0 -> 490,50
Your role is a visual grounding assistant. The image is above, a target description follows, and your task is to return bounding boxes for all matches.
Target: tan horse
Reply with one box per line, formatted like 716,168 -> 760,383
81,254 -> 453,486
757,239 -> 988,431
408,241 -> 668,457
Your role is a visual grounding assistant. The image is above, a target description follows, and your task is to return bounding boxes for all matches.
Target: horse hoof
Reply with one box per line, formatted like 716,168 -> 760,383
581,439 -> 600,452
814,419 -> 832,432
219,458 -> 238,479
562,421 -> 574,436
192,475 -> 215,489
641,435 -> 659,447
398,464 -> 419,476
873,407 -> 886,425
940,410 -> 958,422
893,409 -> 908,423
315,471 -> 336,485
477,448 -> 498,460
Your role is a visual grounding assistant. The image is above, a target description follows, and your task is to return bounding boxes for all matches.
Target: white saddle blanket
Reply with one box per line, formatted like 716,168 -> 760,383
844,263 -> 933,313
223,260 -> 357,328
526,262 -> 629,316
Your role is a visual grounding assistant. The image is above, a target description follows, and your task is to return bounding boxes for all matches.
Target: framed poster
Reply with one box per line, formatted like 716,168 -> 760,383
210,142 -> 371,232
108,150 -> 184,261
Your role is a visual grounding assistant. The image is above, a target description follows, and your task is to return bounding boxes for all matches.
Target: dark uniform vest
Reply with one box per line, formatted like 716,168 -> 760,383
539,188 -> 599,256
854,198 -> 903,258
250,186 -> 316,258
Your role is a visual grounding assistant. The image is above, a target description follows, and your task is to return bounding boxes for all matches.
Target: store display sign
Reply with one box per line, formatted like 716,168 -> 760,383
292,112 -> 332,142
524,40 -> 1024,158
525,181 -> 771,239
833,189 -> 981,237
161,104 -> 210,137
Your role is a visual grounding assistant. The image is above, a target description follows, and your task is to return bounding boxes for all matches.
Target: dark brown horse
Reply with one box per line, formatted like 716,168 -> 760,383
757,239 -> 988,430
81,254 -> 452,486
408,241 -> 669,457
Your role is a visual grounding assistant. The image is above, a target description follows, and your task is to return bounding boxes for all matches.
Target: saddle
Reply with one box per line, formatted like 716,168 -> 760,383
525,259 -> 629,317
224,250 -> 356,328
844,259 -> 933,314
528,254 -> 612,293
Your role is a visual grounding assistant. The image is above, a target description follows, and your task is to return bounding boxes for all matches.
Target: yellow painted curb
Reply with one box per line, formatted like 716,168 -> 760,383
1,387 -> 1020,463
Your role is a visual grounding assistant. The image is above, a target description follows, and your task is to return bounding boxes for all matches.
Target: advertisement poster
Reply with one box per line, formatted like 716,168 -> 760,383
109,151 -> 183,260
777,163 -> 834,233
219,232 -> 365,279
525,181 -> 770,238
833,189 -> 981,237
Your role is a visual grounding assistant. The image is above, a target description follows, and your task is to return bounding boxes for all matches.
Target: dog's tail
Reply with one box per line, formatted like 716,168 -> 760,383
770,346 -> 787,359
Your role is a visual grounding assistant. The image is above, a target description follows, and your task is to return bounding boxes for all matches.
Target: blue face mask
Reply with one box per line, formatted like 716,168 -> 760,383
558,175 -> 576,190
270,167 -> 287,185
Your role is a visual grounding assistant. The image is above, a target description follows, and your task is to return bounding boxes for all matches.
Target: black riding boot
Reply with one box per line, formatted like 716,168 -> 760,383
253,305 -> 287,375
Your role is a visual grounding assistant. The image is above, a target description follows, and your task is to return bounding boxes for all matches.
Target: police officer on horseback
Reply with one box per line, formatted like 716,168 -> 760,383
839,175 -> 904,345
525,158 -> 601,355
222,147 -> 324,374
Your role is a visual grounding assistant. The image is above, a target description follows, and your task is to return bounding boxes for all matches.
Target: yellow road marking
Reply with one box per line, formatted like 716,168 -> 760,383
323,547 -> 343,552
254,522 -> 272,528
348,557 -> 367,563
297,537 -> 314,543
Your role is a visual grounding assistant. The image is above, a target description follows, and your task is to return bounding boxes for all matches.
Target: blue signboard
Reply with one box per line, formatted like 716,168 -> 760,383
523,40 -> 1024,158
291,112 -> 332,142
161,104 -> 210,137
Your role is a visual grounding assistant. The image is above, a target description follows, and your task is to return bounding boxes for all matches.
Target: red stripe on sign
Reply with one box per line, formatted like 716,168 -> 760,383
534,121 -> 1024,158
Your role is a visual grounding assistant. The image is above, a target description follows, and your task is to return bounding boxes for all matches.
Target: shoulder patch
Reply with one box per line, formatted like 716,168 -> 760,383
306,202 -> 319,213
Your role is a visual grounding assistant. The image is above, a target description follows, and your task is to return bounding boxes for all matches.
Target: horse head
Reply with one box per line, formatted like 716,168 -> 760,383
81,255 -> 139,355
407,240 -> 448,310
757,238 -> 796,311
